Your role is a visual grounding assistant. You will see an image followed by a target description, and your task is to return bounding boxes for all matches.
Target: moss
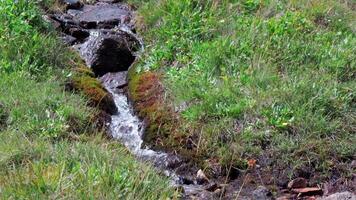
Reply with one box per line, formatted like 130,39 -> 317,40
128,65 -> 203,162
67,59 -> 117,115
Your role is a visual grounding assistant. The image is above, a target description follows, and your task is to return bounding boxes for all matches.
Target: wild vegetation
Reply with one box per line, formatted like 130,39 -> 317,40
129,0 -> 355,181
0,0 -> 175,199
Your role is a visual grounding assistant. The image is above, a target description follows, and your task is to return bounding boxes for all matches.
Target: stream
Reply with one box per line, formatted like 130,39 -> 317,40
47,0 -> 215,199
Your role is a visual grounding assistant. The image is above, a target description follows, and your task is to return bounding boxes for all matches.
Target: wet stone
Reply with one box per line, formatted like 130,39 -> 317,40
61,34 -> 76,45
100,72 -> 128,91
79,31 -> 135,76
74,3 -> 131,29
66,28 -> 90,40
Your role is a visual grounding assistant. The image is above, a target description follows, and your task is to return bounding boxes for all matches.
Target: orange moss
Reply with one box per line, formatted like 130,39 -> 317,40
128,67 -> 201,160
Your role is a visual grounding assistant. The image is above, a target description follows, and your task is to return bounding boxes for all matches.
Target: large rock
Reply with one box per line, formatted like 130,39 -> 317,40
321,192 -> 356,200
78,31 -> 136,76
74,3 -> 131,29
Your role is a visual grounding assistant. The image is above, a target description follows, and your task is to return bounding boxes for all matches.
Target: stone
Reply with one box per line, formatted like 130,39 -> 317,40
61,34 -> 77,45
252,186 -> 273,200
78,31 -> 135,76
288,177 -> 307,189
74,3 -> 131,29
66,28 -> 90,40
100,71 -> 128,91
49,14 -> 78,30
178,176 -> 194,185
204,182 -> 218,192
291,187 -> 323,196
321,192 -> 356,200
197,169 -> 209,184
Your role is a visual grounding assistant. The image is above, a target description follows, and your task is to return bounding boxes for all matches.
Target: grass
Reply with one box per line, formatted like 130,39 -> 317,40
129,0 -> 356,180
0,0 -> 175,199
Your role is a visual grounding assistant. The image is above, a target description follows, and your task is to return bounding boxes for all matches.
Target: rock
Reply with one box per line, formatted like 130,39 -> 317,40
321,192 -> 356,200
178,176 -> 194,185
197,169 -> 209,184
288,177 -> 307,189
61,34 -> 77,45
252,186 -> 273,200
74,3 -> 131,29
100,71 -> 128,91
66,28 -> 90,40
60,0 -> 83,10
291,187 -> 323,196
204,182 -> 218,192
79,31 -> 135,76
49,14 -> 78,29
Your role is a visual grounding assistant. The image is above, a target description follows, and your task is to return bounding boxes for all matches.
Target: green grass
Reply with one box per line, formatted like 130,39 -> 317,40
0,0 -> 175,199
130,0 -> 355,178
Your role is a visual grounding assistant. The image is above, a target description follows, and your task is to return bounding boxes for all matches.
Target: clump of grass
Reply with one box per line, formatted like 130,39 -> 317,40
129,0 -> 356,180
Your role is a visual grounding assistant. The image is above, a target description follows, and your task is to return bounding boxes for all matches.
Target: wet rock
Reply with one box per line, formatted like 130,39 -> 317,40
79,32 -> 135,76
74,3 -> 131,29
66,28 -> 90,40
67,9 -> 83,17
179,176 -> 194,185
61,34 -> 76,45
321,192 -> 356,200
100,71 -> 128,91
164,155 -> 182,169
291,187 -> 323,196
252,186 -> 273,200
204,182 -> 218,192
197,169 -> 209,184
50,14 -> 78,29
60,0 -> 83,10
288,177 -> 307,189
